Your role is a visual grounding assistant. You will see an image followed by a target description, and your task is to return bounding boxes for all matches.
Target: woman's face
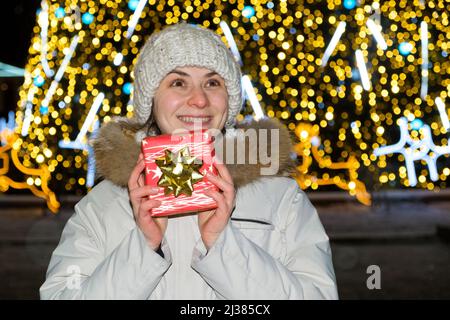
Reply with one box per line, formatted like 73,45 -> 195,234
153,66 -> 229,134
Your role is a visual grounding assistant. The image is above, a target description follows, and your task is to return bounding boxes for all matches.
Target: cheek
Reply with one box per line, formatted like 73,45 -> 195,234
154,93 -> 183,117
211,92 -> 228,113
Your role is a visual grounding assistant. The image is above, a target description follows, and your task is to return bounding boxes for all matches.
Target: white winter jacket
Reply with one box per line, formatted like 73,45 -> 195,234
40,118 -> 338,300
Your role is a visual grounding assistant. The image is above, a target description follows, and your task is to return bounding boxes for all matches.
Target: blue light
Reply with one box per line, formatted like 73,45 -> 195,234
289,27 -> 297,34
343,0 -> 357,10
128,0 -> 140,11
243,114 -> 255,124
82,12 -> 94,25
122,82 -> 133,95
242,6 -> 255,19
189,23 -> 200,29
252,34 -> 259,41
289,152 -> 298,160
40,106 -> 49,114
267,2 -> 274,9
0,111 -> 16,143
82,63 -> 90,70
55,7 -> 65,18
33,76 -> 45,87
351,68 -> 360,80
398,42 -> 413,55
442,51 -> 448,58
411,119 -> 423,130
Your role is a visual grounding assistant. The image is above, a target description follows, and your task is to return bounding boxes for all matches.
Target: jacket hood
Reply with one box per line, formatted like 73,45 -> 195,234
92,117 -> 296,189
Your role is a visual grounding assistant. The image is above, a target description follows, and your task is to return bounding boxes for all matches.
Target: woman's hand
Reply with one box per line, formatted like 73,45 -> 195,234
198,162 -> 236,251
128,153 -> 168,251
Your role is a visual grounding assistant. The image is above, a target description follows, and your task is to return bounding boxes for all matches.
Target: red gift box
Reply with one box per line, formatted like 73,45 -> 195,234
141,130 -> 219,217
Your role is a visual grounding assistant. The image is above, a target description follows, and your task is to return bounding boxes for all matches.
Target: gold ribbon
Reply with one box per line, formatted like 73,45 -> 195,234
155,146 -> 204,197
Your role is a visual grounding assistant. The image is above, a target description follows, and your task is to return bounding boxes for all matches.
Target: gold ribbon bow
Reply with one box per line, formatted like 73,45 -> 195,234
155,146 -> 204,197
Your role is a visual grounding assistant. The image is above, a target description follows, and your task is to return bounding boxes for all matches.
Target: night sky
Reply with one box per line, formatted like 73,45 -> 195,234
0,0 -> 40,68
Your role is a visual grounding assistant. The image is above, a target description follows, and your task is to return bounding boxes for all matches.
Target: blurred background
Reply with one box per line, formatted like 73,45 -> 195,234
0,0 -> 449,299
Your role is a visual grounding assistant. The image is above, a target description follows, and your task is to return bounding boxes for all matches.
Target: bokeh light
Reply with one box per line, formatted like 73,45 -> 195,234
7,0 -> 450,197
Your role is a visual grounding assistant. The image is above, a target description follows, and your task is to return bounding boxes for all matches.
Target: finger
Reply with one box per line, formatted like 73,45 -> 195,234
214,162 -> 233,185
137,153 -> 146,187
198,208 -> 214,220
139,199 -> 162,218
138,172 -> 145,188
153,215 -> 168,222
204,190 -> 229,218
153,216 -> 168,230
213,185 -> 235,211
206,172 -> 234,196
128,159 -> 146,190
130,185 -> 160,200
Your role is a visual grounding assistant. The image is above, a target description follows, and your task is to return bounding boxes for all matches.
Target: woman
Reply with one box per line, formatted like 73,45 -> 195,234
40,23 -> 338,299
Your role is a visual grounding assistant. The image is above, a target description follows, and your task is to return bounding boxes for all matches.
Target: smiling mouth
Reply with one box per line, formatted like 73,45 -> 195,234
177,116 -> 213,124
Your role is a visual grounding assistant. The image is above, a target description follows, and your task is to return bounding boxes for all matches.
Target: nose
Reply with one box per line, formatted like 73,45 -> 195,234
187,86 -> 208,109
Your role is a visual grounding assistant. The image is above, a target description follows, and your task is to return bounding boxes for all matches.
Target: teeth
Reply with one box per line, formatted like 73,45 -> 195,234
178,116 -> 211,123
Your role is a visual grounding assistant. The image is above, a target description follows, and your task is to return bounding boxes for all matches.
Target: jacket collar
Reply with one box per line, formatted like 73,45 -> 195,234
92,117 -> 295,189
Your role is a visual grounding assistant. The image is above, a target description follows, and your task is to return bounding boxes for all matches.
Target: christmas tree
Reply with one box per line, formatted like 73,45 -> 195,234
1,0 -> 449,211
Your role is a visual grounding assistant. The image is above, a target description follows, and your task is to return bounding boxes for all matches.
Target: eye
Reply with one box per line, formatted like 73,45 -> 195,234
170,79 -> 185,87
206,79 -> 221,87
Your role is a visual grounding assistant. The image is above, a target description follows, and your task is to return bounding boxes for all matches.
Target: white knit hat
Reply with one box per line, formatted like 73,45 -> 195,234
132,23 -> 243,130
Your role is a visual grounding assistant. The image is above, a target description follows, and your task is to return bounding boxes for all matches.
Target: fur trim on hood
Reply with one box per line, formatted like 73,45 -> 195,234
92,117 -> 296,189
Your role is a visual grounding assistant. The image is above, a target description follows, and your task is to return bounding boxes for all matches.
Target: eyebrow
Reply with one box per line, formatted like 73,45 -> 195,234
168,70 -> 219,78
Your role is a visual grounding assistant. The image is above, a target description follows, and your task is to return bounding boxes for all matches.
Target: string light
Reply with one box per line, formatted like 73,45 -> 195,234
241,75 -> 265,121
40,34 -> 80,114
75,92 -> 104,142
435,97 -> 449,132
38,0 -> 54,77
321,21 -> 346,67
219,20 -> 243,66
294,122 -> 371,205
58,120 -> 99,188
125,0 -> 148,39
113,52 -> 124,66
0,132 -> 60,213
374,117 -> 450,187
219,20 -> 264,120
420,21 -> 429,99
366,18 -> 387,50
0,112 -> 15,145
355,49 -> 371,91
20,86 -> 37,137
